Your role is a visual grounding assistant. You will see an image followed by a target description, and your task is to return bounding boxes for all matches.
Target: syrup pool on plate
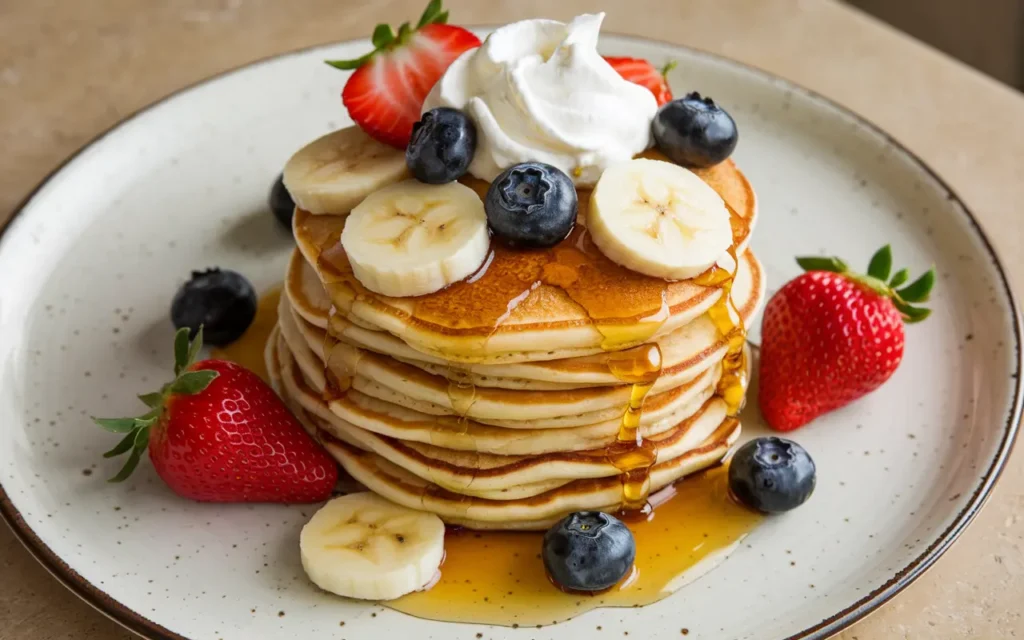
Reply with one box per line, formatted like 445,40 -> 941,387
211,284 -> 282,382
388,465 -> 762,627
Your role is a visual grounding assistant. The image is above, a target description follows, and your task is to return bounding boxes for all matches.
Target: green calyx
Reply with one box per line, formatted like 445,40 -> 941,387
796,244 -> 935,323
325,0 -> 450,70
659,60 -> 678,79
92,327 -> 219,482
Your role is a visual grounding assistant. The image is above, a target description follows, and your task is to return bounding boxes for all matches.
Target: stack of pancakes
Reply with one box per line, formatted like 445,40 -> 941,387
266,156 -> 764,531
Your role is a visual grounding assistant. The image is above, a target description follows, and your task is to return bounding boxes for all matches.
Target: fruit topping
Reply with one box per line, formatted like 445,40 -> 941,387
588,158 -> 732,279
326,0 -> 481,149
604,57 -> 675,106
170,268 -> 257,347
484,162 -> 577,249
652,91 -> 738,168
759,245 -> 935,431
728,437 -> 816,513
283,126 -> 409,216
269,173 -> 296,229
93,328 -> 338,502
406,107 -> 477,184
543,511 -> 636,592
341,180 -> 489,297
301,492 -> 445,600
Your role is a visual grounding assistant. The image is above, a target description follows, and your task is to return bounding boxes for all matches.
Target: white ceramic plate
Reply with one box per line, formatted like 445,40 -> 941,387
0,33 -> 1019,640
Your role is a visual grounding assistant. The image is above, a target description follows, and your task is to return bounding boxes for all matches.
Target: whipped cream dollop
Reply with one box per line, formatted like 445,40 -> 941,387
423,13 -> 658,186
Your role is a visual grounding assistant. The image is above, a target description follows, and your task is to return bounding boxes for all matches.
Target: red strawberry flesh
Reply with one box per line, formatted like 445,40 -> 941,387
757,246 -> 933,431
94,328 -> 338,503
332,4 -> 481,149
151,360 -> 337,502
758,272 -> 906,431
604,56 -> 674,106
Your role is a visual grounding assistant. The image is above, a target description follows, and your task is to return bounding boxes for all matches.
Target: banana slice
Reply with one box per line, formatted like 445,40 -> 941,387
341,179 -> 490,297
300,492 -> 445,601
588,158 -> 732,280
283,126 -> 409,215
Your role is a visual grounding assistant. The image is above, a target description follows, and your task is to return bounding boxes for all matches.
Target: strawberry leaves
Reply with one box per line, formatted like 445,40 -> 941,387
326,0 -> 453,70
895,269 -> 935,303
795,256 -> 848,273
888,268 -> 910,288
93,327 -> 218,482
797,245 -> 935,324
416,0 -> 448,28
866,245 -> 892,281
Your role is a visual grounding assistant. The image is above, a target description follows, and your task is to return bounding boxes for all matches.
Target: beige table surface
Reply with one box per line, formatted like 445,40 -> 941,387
2,0 -> 1023,638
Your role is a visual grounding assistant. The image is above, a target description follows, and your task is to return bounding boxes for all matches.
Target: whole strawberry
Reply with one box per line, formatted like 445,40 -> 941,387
94,328 -> 338,502
758,245 -> 934,431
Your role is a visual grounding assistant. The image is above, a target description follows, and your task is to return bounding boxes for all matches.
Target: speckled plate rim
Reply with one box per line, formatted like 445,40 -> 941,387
0,31 -> 1020,640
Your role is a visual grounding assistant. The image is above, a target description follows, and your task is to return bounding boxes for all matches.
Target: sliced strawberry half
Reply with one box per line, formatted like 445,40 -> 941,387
327,0 -> 481,149
605,57 -> 676,106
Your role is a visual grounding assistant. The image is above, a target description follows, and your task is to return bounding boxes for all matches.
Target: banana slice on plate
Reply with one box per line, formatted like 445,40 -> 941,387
341,179 -> 490,297
589,158 -> 732,280
283,126 -> 409,215
300,492 -> 445,601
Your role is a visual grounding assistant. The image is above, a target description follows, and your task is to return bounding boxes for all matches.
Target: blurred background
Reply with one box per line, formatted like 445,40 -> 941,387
848,0 -> 1023,88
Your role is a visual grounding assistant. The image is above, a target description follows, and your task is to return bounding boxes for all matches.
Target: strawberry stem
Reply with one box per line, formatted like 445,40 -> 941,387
325,0 -> 454,70
92,327 -> 219,482
796,245 -> 935,324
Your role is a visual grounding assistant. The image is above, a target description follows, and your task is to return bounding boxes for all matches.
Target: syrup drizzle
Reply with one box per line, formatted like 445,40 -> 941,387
272,154 -> 755,627
605,343 -> 663,511
296,181 -> 747,509
388,465 -> 762,627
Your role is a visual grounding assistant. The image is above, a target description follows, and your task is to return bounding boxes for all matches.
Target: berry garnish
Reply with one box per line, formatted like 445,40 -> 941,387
759,245 -> 935,431
652,91 -> 738,168
728,437 -> 816,513
484,162 -> 577,248
269,173 -> 296,229
170,268 -> 257,347
543,512 -> 636,592
93,328 -> 338,502
326,0 -> 481,149
604,57 -> 675,106
406,107 -> 477,184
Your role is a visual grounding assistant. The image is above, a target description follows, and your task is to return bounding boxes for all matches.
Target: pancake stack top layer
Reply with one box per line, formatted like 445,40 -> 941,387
268,140 -> 764,530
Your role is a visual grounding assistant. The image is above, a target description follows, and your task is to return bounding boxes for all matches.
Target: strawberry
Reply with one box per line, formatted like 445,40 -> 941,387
758,245 -> 935,431
94,328 -> 338,502
326,0 -> 481,149
604,57 -> 675,106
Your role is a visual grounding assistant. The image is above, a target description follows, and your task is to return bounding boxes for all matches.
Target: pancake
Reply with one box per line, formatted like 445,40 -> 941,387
285,246 -> 765,388
315,417 -> 740,531
290,156 -> 758,364
269,147 -> 760,531
277,295 -> 729,429
275,329 -> 723,455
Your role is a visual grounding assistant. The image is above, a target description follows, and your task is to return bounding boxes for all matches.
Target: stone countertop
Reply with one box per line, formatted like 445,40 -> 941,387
1,0 -> 1022,638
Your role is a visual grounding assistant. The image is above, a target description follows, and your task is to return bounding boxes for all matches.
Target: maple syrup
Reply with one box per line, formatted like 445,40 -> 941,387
287,155 -> 755,625
210,285 -> 282,382
693,243 -> 747,415
387,464 -> 762,626
605,343 -> 663,510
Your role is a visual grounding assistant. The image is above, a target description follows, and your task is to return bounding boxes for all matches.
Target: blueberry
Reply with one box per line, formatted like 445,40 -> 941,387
170,268 -> 257,347
269,173 -> 295,229
542,512 -> 635,592
728,437 -> 816,513
485,162 -> 577,248
406,107 -> 477,184
652,92 -> 738,168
